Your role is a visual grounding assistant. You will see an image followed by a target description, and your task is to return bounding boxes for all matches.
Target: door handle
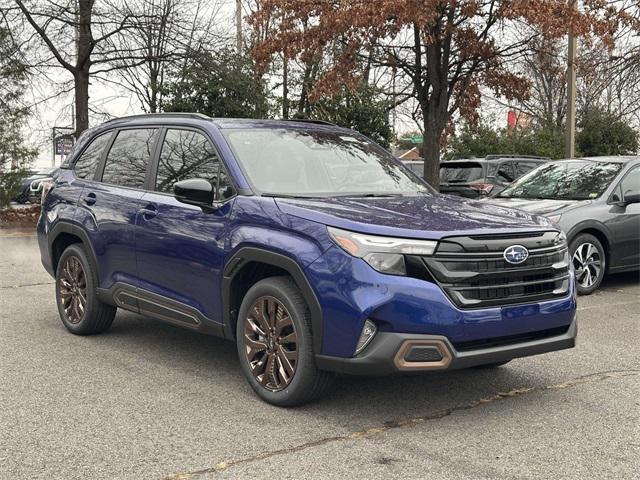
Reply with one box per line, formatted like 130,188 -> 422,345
139,204 -> 157,219
84,192 -> 96,206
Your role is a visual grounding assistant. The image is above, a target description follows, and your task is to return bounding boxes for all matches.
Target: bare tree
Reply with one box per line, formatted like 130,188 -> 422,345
109,0 -> 227,113
9,0 -> 140,135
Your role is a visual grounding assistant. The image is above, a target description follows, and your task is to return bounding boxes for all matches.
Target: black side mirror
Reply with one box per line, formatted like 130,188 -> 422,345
622,191 -> 640,206
174,178 -> 216,212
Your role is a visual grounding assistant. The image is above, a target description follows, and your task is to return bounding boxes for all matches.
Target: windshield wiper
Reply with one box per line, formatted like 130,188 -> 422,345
333,193 -> 406,198
261,193 -> 322,199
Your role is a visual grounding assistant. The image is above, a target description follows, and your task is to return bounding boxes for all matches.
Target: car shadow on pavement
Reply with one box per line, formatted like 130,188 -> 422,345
89,269 -> 639,426
102,310 -> 547,425
599,270 -> 640,290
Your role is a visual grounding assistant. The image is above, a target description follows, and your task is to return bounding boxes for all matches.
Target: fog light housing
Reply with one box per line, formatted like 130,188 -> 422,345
355,319 -> 377,355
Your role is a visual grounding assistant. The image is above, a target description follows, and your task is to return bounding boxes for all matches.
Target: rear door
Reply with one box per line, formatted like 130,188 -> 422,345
134,127 -> 236,324
83,127 -> 160,290
64,131 -> 114,225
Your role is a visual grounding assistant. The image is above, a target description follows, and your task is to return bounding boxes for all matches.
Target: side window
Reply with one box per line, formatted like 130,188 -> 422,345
514,161 -> 540,178
496,162 -> 515,183
155,129 -> 234,201
620,166 -> 640,200
73,132 -> 112,180
102,129 -> 159,189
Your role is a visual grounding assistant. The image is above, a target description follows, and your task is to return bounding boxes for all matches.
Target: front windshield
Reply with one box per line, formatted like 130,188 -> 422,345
498,161 -> 622,200
223,128 -> 431,197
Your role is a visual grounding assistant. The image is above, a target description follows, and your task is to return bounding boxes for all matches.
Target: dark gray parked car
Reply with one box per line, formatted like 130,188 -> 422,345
487,156 -> 640,294
439,155 -> 549,198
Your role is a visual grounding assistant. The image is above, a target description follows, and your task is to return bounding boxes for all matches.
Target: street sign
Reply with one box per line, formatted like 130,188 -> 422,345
55,136 -> 74,155
399,135 -> 423,145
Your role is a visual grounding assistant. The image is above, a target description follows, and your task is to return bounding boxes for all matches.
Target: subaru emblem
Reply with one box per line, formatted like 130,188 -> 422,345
503,245 -> 529,264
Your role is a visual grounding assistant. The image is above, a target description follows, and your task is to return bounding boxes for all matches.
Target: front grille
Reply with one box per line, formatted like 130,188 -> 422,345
408,231 -> 570,309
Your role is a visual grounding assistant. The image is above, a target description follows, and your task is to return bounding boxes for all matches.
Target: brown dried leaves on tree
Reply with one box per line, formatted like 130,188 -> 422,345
248,0 -> 631,187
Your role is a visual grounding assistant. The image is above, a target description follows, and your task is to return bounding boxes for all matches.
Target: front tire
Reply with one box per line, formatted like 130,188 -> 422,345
55,244 -> 116,335
236,276 -> 333,406
570,233 -> 606,295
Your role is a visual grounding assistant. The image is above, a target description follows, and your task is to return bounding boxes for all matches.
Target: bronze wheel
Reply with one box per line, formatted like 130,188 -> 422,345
58,255 -> 87,324
243,296 -> 298,392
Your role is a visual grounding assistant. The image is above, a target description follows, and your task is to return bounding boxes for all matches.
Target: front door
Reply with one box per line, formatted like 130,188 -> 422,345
135,128 -> 236,324
608,165 -> 640,269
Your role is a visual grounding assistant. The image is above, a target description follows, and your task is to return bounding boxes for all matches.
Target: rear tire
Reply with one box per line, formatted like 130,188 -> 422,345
236,276 -> 333,406
570,233 -> 606,295
55,244 -> 116,335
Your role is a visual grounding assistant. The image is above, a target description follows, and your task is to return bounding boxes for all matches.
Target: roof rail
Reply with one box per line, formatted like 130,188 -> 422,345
280,118 -> 337,126
484,154 -> 550,160
105,112 -> 211,123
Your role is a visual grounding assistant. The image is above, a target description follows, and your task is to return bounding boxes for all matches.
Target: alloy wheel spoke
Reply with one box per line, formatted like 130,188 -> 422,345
279,331 -> 298,344
258,353 -> 275,387
274,355 -> 290,387
244,335 -> 268,362
584,244 -> 595,262
584,268 -> 593,286
575,247 -> 584,263
276,346 -> 296,375
246,316 -> 266,337
253,303 -> 270,334
267,299 -> 277,329
275,313 -> 292,336
278,345 -> 297,361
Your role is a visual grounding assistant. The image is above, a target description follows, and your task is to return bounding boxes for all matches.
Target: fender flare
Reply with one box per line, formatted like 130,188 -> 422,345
566,220 -> 612,247
222,246 -> 324,353
48,221 -> 99,274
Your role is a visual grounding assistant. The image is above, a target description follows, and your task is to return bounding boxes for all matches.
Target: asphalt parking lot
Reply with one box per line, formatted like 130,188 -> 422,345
0,231 -> 638,480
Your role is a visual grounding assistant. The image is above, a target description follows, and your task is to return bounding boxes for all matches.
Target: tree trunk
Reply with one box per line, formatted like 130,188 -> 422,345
75,0 -> 94,136
75,68 -> 90,135
422,120 -> 441,191
282,56 -> 289,119
149,66 -> 159,113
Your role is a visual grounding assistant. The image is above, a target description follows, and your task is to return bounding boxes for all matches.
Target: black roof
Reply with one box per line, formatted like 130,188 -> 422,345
443,154 -> 550,164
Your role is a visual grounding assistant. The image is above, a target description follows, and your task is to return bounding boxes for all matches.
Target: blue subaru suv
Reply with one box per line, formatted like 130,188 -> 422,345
37,114 -> 577,406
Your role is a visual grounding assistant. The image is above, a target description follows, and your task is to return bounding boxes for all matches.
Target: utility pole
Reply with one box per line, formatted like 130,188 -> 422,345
283,56 -> 289,119
565,0 -> 577,158
235,0 -> 242,53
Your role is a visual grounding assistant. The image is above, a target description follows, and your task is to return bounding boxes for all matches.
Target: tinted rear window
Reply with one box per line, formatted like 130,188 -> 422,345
74,133 -> 112,180
440,162 -> 484,183
102,129 -> 159,189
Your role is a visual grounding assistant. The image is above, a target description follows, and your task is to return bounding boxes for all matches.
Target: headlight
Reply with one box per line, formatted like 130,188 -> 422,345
547,214 -> 562,224
327,226 -> 437,275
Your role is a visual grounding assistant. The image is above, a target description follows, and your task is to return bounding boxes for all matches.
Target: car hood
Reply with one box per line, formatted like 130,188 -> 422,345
485,197 -> 586,216
275,194 -> 556,240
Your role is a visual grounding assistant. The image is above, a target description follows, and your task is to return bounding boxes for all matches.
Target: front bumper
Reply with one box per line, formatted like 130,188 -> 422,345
316,315 -> 577,375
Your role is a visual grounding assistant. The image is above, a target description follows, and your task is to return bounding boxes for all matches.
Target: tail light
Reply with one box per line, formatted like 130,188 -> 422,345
469,183 -> 494,195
